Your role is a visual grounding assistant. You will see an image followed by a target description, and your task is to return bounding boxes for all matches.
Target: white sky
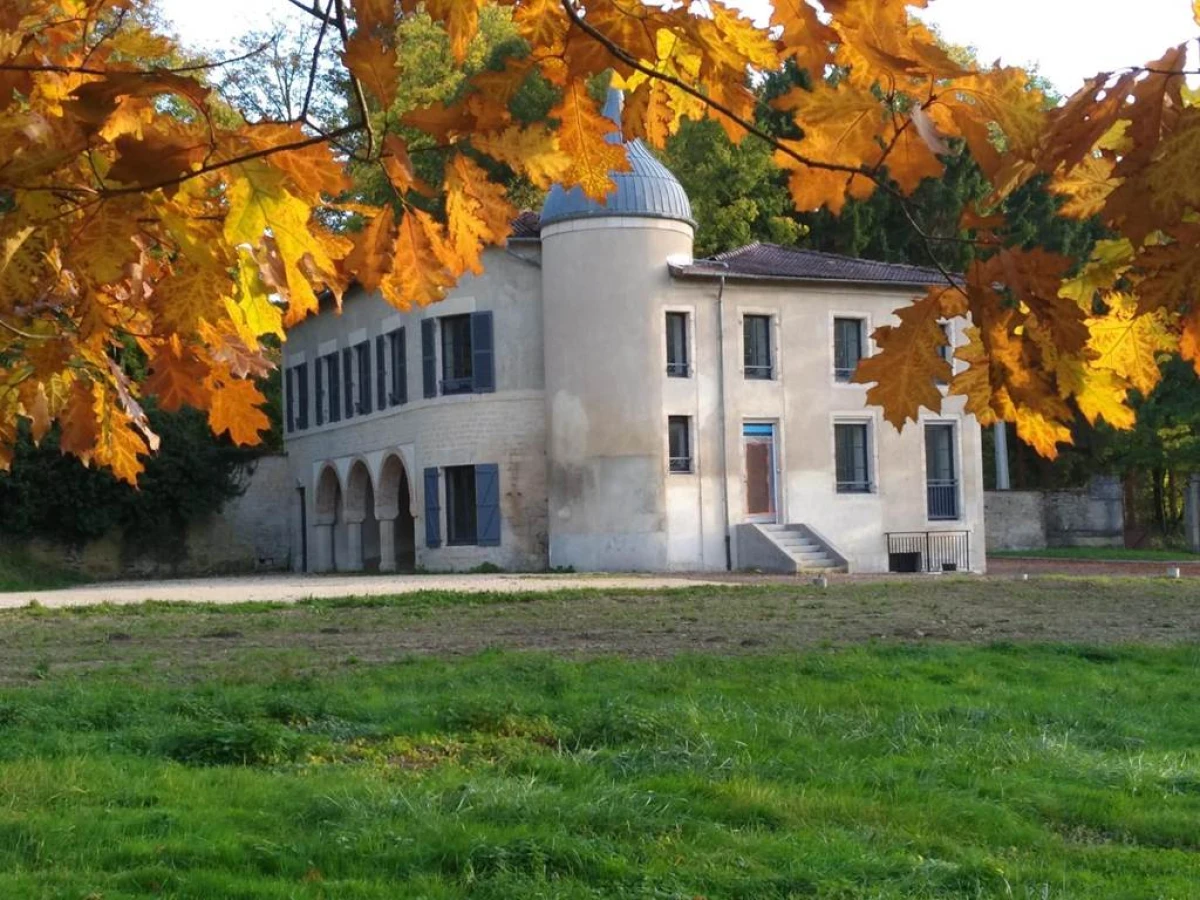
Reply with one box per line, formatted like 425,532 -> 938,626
160,0 -> 1196,95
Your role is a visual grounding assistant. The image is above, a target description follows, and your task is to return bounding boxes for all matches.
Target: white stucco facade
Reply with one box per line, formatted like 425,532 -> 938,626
281,99 -> 986,575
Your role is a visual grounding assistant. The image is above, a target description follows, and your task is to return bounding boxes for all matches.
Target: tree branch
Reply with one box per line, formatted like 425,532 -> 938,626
17,124 -> 362,198
300,0 -> 337,123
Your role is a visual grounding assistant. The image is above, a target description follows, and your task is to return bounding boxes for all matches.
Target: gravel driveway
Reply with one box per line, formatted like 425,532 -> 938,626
0,572 -> 721,610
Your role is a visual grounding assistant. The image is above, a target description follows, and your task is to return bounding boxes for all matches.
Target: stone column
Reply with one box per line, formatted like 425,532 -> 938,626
345,520 -> 364,572
1187,473 -> 1200,554
313,523 -> 335,573
378,518 -> 398,572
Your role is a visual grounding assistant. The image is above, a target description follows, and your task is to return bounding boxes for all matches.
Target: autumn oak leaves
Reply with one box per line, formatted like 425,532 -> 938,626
0,1 -> 1197,482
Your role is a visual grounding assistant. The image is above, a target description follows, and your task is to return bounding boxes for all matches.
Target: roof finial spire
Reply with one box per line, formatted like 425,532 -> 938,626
601,86 -> 624,139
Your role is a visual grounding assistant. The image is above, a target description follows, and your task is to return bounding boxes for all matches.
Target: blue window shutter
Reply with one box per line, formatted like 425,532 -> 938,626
421,319 -> 437,398
285,368 -> 295,433
342,348 -> 354,419
375,335 -> 387,411
471,311 -> 495,393
424,467 -> 441,548
328,355 -> 341,422
475,464 -> 500,546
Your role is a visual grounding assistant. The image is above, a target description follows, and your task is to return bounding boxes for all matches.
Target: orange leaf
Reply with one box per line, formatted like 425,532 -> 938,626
342,31 -> 398,107
380,208 -> 459,309
145,343 -> 212,412
208,377 -> 270,446
344,211 -> 397,293
551,82 -> 630,200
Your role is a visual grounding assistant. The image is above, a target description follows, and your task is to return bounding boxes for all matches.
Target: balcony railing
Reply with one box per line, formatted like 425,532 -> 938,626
886,530 -> 970,573
927,479 -> 959,520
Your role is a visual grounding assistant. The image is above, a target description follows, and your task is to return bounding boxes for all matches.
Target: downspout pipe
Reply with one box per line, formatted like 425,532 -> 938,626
714,265 -> 732,570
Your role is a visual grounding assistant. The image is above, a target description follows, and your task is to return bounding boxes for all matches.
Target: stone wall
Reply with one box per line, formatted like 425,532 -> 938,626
24,455 -> 292,578
985,477 -> 1124,551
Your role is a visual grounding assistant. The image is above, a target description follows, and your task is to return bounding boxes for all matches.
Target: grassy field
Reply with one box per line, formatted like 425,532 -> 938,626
2,581 -> 1199,898
990,546 -> 1200,562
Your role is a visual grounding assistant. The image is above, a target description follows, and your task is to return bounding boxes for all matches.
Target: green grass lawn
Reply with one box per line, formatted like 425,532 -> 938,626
990,546 -> 1200,562
1,585 -> 1199,898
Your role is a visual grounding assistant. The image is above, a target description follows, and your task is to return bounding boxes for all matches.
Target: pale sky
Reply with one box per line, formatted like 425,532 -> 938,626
160,0 -> 1196,95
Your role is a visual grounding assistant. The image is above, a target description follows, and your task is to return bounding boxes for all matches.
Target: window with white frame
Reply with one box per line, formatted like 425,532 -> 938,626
666,311 -> 690,377
834,421 -> 872,493
668,415 -> 693,473
925,423 -> 959,520
743,314 -> 773,380
833,317 -> 865,382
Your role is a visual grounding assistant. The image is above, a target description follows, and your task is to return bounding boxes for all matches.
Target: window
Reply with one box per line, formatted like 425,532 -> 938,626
445,465 -> 478,545
668,416 -> 692,473
666,312 -> 690,377
295,363 -> 309,430
834,317 -> 865,382
285,368 -> 295,433
926,423 -> 959,520
441,314 -> 474,394
936,322 -> 953,386
388,328 -> 407,405
326,353 -> 341,423
835,422 -> 871,493
355,341 -> 372,414
743,314 -> 772,379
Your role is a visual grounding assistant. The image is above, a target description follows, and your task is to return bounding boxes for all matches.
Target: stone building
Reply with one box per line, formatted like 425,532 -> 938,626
281,93 -> 986,575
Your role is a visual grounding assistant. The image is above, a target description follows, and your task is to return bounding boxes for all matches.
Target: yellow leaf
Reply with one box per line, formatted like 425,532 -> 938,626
445,154 -> 514,274
551,82 -> 630,201
242,123 -> 350,197
93,400 -> 149,486
1012,407 -> 1072,461
1073,366 -> 1136,430
1086,293 -> 1175,396
1058,239 -> 1133,307
207,376 -> 270,446
1051,154 -> 1121,219
424,0 -> 482,64
472,125 -> 572,189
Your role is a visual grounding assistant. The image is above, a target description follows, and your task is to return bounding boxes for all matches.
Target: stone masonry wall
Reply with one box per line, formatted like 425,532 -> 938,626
985,477 -> 1124,551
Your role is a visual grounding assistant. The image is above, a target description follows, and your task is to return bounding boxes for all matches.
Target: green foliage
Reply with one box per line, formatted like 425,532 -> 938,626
1,634 -> 1199,897
0,548 -> 88,592
0,406 -> 255,550
661,118 -> 802,257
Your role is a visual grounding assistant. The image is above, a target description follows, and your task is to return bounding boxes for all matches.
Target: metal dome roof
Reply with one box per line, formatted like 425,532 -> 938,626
540,91 -> 694,228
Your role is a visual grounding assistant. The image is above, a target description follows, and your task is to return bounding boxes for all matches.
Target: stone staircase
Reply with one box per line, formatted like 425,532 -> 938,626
736,523 -> 848,574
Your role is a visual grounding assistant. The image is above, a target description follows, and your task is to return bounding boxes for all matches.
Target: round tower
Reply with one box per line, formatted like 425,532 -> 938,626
540,89 -> 695,571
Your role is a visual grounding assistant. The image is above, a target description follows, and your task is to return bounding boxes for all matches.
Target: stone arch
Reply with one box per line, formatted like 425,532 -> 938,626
344,458 -> 373,524
314,464 -> 342,526
378,452 -> 416,572
313,464 -> 343,572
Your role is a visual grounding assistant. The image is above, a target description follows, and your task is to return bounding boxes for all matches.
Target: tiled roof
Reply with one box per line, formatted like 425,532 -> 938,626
673,242 -> 950,287
510,209 -> 541,239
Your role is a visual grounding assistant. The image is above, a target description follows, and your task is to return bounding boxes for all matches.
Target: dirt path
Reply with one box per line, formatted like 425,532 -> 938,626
0,572 -> 722,610
988,557 -> 1200,577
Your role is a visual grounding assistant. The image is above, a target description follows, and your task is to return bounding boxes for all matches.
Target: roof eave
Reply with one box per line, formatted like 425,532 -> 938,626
667,263 -> 947,291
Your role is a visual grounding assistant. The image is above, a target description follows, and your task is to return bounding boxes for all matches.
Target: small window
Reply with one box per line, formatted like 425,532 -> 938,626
295,362 -> 309,430
355,341 -> 372,414
441,314 -> 474,395
926,423 -> 959,520
445,465 -> 478,545
743,314 -> 772,380
834,317 -> 865,382
389,328 -> 407,405
668,416 -> 692,473
936,322 -> 953,385
342,348 -> 355,420
835,422 -> 871,493
326,353 -> 341,423
666,312 -> 690,377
